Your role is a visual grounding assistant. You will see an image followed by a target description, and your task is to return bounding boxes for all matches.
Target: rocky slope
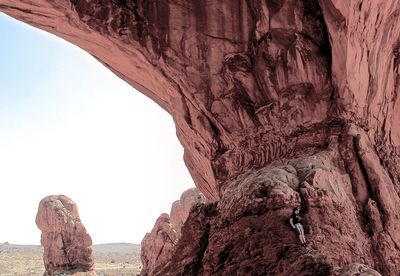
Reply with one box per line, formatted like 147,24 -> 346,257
1,0 -> 400,274
141,188 -> 205,275
36,195 -> 94,275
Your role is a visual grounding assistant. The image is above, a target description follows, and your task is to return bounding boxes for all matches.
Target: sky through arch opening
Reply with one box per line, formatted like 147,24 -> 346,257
0,12 -> 194,245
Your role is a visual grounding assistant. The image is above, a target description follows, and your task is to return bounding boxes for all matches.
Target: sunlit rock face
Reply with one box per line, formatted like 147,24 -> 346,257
2,0 -> 400,274
141,188 -> 205,276
36,195 -> 94,275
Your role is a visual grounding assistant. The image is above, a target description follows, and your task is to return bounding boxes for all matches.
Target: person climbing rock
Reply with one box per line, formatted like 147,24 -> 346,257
289,207 -> 307,245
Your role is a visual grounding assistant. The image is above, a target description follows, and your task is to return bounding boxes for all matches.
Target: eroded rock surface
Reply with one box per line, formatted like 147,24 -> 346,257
36,195 -> 94,276
153,131 -> 392,275
332,263 -> 382,276
170,187 -> 206,236
140,214 -> 178,276
141,188 -> 205,276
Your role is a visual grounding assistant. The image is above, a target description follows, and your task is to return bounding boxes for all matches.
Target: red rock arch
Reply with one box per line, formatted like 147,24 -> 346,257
2,1 -> 399,201
2,1 -> 400,274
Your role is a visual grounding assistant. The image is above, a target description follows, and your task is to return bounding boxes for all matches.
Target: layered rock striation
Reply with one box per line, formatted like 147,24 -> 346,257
1,0 -> 400,274
36,195 -> 94,276
141,188 -> 205,275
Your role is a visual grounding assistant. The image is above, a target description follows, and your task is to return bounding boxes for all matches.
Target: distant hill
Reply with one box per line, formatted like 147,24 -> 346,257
94,243 -> 141,254
0,243 -> 42,253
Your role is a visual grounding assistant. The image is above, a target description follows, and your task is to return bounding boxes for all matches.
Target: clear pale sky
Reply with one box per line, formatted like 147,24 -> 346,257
0,13 -> 194,245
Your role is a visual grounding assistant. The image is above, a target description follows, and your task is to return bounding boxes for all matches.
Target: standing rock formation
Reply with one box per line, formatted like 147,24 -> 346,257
36,195 -> 94,276
1,0 -> 400,274
141,188 -> 205,275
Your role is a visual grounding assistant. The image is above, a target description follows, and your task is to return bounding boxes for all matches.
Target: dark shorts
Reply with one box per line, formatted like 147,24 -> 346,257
295,223 -> 304,235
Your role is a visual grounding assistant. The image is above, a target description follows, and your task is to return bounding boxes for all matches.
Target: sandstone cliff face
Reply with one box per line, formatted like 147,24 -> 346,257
2,0 -> 400,274
36,195 -> 94,276
155,133 -> 386,275
141,188 -> 205,275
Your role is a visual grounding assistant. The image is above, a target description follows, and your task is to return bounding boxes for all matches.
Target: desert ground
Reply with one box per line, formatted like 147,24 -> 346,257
0,242 -> 141,275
